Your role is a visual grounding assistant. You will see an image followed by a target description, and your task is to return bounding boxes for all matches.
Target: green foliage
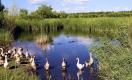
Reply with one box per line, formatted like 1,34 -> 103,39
36,4 -> 53,18
59,11 -> 67,18
0,0 -> 4,27
19,8 -> 28,19
89,18 -> 132,80
3,2 -> 19,32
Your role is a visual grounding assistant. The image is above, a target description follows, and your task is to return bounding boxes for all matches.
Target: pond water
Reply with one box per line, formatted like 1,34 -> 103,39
11,30 -> 111,80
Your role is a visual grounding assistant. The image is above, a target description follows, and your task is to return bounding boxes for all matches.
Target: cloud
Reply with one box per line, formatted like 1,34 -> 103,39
52,10 -> 60,12
27,7 -> 30,10
27,0 -> 60,4
64,0 -> 83,5
115,7 -> 120,10
64,7 -> 70,11
75,6 -> 87,10
76,0 -> 89,1
123,7 -> 129,11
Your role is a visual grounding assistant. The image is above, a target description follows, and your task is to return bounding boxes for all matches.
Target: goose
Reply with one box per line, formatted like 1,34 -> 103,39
0,48 -> 5,57
4,55 -> 10,71
0,54 -> 4,64
26,49 -> 30,59
76,58 -> 84,70
44,58 -> 50,70
31,58 -> 37,71
85,51 -> 93,67
62,58 -> 67,69
12,47 -> 16,56
14,53 -> 20,59
15,56 -> 21,65
29,56 -> 34,63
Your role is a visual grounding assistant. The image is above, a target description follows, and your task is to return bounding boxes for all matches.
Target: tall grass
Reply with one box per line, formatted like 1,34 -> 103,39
0,29 -> 13,41
89,18 -> 132,80
17,17 -> 132,33
18,19 -> 63,31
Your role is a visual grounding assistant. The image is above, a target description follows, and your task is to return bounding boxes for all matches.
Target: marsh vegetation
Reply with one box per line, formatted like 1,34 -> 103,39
0,1 -> 132,80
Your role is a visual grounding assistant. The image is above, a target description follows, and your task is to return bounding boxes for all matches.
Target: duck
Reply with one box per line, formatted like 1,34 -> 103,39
76,58 -> 84,70
44,58 -> 50,70
4,55 -> 10,71
62,58 -> 67,69
85,51 -> 93,67
26,49 -> 30,59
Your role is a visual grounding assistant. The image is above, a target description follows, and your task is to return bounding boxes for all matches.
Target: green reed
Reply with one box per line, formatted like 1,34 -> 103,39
89,19 -> 132,80
17,17 -> 132,33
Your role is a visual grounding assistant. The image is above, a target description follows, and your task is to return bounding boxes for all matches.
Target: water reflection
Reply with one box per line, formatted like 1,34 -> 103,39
77,69 -> 84,80
44,70 -> 51,80
62,68 -> 67,80
86,65 -> 93,77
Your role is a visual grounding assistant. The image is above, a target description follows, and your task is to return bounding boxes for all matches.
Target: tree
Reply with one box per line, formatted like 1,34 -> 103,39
0,0 -> 4,27
59,11 -> 67,18
36,4 -> 53,18
19,8 -> 28,18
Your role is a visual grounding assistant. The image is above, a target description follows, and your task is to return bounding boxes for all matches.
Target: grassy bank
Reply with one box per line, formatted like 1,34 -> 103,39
89,20 -> 132,80
0,58 -> 40,80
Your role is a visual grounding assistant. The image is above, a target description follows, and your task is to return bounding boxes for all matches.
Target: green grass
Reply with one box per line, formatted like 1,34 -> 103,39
0,58 -> 40,80
89,19 -> 132,80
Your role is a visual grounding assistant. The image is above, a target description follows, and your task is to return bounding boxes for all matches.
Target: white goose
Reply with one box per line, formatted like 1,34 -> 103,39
62,58 -> 67,69
76,58 -> 84,70
44,58 -> 50,70
26,49 -> 30,59
85,51 -> 93,67
31,58 -> 37,71
4,56 -> 10,71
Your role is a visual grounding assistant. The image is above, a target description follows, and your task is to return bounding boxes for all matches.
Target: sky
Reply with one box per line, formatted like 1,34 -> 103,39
2,0 -> 132,13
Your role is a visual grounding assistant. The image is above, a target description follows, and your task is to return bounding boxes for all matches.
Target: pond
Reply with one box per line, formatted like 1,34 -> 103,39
10,30 -> 112,80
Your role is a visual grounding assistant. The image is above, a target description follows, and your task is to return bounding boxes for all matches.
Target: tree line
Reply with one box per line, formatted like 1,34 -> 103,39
1,1 -> 132,21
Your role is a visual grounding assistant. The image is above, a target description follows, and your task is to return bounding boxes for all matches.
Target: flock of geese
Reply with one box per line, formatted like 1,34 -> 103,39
0,46 -> 94,79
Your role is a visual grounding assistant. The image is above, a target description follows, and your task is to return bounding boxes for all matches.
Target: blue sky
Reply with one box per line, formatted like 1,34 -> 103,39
2,0 -> 132,13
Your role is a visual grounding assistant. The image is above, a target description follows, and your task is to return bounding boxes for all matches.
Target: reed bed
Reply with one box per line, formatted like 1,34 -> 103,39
89,19 -> 132,80
17,17 -> 132,33
18,19 -> 63,31
0,29 -> 13,42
